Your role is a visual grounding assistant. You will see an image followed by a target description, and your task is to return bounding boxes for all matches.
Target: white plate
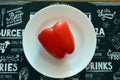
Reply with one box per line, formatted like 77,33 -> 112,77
23,5 -> 96,78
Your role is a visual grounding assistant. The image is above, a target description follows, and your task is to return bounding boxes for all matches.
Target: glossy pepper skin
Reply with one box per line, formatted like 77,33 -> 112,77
38,20 -> 75,59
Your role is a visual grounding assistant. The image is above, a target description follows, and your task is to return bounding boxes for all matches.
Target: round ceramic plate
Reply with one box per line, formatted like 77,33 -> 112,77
23,5 -> 96,78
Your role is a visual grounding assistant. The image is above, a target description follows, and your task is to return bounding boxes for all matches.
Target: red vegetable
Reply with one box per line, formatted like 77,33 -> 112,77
38,20 -> 75,59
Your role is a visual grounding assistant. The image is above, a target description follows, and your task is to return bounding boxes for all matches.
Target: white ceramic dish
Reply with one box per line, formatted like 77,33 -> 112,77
23,4 -> 96,78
